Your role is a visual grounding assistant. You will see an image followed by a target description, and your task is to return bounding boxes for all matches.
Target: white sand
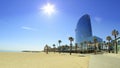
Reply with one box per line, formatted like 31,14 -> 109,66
0,52 -> 90,68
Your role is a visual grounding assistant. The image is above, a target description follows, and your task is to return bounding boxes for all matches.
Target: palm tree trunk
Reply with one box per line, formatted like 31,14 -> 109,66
116,41 -> 118,54
94,44 -> 97,54
108,42 -> 110,53
54,48 -> 55,53
70,43 -> 72,55
115,36 -> 118,54
59,44 -> 61,54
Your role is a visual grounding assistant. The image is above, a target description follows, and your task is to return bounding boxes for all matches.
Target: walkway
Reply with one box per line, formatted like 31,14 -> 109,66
89,54 -> 120,68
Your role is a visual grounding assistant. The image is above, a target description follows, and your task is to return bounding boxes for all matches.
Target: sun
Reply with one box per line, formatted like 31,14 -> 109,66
41,3 -> 55,16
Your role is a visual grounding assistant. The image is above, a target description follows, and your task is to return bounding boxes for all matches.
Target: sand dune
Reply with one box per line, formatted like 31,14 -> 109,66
0,52 -> 90,68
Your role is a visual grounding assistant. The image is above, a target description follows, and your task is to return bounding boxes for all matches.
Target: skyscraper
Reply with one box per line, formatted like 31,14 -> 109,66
75,14 -> 92,43
75,14 -> 102,45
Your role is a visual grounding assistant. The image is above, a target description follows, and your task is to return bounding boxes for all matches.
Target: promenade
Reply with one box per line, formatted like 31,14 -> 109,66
89,53 -> 120,68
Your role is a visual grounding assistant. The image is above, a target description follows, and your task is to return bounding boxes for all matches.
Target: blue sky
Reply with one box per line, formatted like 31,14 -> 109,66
0,0 -> 120,51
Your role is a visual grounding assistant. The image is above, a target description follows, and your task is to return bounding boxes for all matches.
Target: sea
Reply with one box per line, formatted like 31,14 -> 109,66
0,50 -> 20,52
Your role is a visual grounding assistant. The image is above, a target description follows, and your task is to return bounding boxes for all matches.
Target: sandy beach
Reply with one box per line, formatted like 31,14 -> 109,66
0,52 -> 90,68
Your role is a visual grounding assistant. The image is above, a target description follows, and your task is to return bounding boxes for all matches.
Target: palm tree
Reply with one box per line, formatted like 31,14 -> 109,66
93,37 -> 97,54
53,44 -> 56,53
58,40 -> 62,53
75,43 -> 78,53
69,37 -> 74,55
112,29 -> 119,54
106,36 -> 112,53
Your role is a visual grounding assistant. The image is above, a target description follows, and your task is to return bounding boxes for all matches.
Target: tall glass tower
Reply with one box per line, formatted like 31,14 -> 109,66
75,14 -> 92,44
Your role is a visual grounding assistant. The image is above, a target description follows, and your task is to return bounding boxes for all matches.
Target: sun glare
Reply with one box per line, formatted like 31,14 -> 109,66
41,3 -> 55,16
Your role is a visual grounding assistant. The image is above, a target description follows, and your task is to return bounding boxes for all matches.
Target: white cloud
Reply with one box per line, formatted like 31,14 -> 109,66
94,17 -> 102,23
21,26 -> 37,31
